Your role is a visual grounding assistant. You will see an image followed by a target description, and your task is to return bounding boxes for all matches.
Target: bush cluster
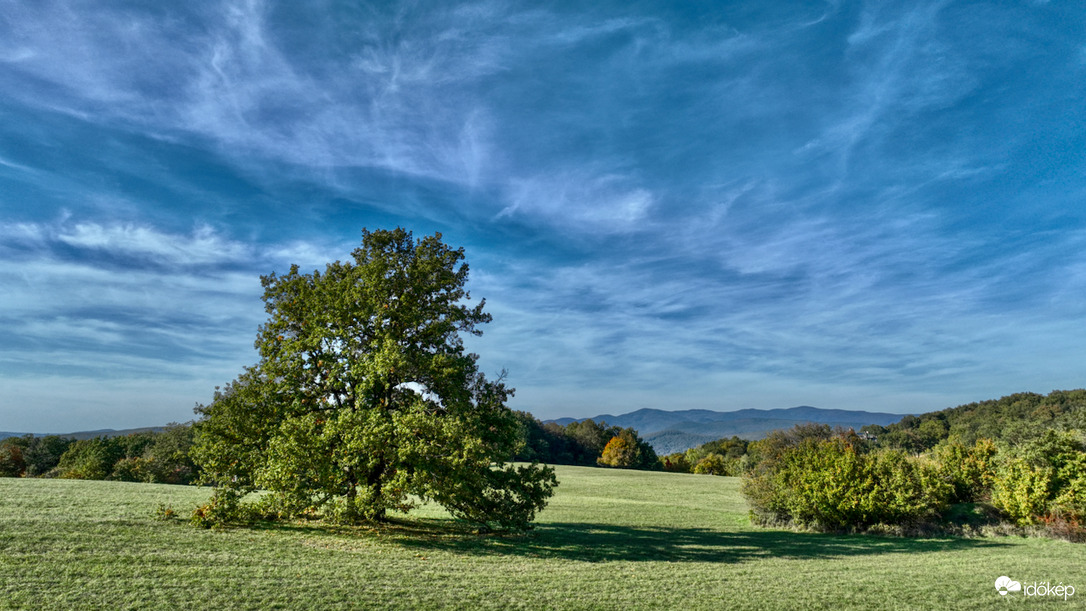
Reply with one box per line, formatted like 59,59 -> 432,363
742,431 -> 952,531
514,413 -> 659,471
662,436 -> 749,476
991,430 -> 1086,540
738,421 -> 1086,541
0,423 -> 197,484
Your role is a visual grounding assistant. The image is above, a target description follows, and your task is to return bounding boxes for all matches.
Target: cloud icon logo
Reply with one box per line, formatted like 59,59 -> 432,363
995,576 -> 1022,596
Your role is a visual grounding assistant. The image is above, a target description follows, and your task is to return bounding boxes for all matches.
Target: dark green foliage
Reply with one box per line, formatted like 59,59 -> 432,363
511,412 -> 617,466
190,488 -> 255,529
737,391 -> 1086,540
932,438 -> 997,503
55,437 -> 126,480
678,435 -> 751,476
23,435 -> 73,477
745,423 -> 837,468
692,453 -> 729,475
191,368 -> 280,493
430,462 -> 560,532
110,425 -> 197,485
512,411 -> 558,463
140,423 -> 197,484
661,452 -> 691,473
192,228 -> 556,531
699,436 -> 749,461
565,419 -> 624,465
0,435 -> 31,477
742,427 -> 951,531
513,413 -> 661,468
21,425 -> 199,485
874,389 -> 1086,451
992,430 -> 1086,537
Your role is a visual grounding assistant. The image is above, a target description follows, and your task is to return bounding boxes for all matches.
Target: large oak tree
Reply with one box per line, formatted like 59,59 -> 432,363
192,228 -> 555,531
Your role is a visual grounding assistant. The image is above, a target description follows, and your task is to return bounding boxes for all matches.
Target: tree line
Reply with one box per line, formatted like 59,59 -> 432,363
4,229 -> 1082,540
0,415 -> 666,484
515,388 -> 1085,542
0,423 -> 196,484
4,388 -> 1083,540
740,389 -> 1086,541
513,412 -> 659,470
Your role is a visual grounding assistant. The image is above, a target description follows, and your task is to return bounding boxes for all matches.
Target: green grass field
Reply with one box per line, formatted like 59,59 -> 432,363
1,467 -> 1081,609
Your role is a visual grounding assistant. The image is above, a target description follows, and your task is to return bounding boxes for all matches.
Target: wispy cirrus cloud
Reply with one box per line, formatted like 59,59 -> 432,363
55,223 -> 251,266
0,218 -> 351,429
2,0 -> 1085,430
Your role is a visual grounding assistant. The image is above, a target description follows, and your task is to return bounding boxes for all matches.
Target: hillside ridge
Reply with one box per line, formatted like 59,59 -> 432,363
545,406 -> 906,454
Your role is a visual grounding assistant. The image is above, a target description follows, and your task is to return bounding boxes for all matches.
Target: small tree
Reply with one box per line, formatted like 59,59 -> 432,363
933,438 -> 997,503
598,435 -> 633,468
693,453 -> 729,476
597,428 -> 659,470
566,419 -> 621,465
662,452 -> 692,473
0,437 -> 28,477
55,437 -> 124,480
141,423 -> 197,484
192,228 -> 556,530
992,430 -> 1086,528
23,436 -> 73,477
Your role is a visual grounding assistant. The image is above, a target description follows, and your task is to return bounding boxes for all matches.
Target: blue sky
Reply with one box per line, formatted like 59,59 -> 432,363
2,0 -> 1085,432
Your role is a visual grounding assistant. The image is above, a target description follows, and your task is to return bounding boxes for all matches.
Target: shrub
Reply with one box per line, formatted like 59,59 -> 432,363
432,463 -> 560,533
141,423 -> 197,484
662,452 -> 692,473
933,438 -> 997,503
692,453 -> 730,476
992,458 -> 1051,526
153,503 -> 178,521
742,433 -> 950,531
191,489 -> 252,529
110,456 -> 149,482
991,429 -> 1086,536
0,438 -> 28,477
55,437 -> 124,480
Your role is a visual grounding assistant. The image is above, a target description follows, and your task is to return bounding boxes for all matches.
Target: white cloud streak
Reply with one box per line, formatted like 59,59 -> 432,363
1,1 -> 1084,429
56,223 -> 251,266
0,219 -> 348,429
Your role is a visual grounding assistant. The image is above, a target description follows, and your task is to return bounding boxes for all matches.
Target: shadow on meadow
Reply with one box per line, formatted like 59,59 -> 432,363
266,519 -> 1010,564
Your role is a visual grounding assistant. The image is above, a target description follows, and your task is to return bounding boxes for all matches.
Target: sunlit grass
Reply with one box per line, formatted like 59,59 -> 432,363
1,468 -> 1081,609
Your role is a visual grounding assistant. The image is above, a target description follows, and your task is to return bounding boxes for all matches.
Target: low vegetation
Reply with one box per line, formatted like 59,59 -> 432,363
2,466 -> 1080,610
738,398 -> 1086,541
5,389 -> 1084,541
513,413 -> 660,469
0,423 -> 195,484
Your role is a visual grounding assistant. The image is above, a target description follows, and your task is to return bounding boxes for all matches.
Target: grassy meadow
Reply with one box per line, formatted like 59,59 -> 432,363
1,466 -> 1081,610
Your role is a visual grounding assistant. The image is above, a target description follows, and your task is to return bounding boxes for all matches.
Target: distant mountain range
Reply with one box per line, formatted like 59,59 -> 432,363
547,407 -> 906,454
0,426 -> 167,441
4,407 -> 907,455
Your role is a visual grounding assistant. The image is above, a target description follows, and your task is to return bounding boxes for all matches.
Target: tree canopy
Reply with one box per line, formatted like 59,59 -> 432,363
863,389 -> 1086,452
597,428 -> 659,470
192,228 -> 556,531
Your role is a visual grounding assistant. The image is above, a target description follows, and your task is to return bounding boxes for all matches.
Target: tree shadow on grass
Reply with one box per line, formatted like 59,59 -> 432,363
265,518 -> 1011,564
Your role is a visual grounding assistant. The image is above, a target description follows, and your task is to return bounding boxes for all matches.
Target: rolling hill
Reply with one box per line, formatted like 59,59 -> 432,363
548,406 -> 906,454
0,426 -> 167,441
